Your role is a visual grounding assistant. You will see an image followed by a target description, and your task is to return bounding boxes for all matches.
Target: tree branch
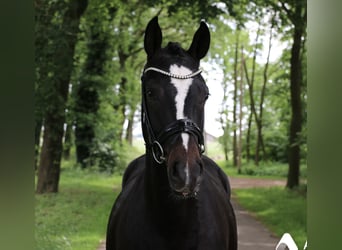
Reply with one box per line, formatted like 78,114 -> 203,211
279,0 -> 294,23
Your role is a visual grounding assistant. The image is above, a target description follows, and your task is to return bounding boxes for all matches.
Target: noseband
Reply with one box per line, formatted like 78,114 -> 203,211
141,67 -> 205,164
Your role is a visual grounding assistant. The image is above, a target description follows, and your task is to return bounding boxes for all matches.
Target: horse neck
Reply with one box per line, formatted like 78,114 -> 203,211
144,153 -> 167,202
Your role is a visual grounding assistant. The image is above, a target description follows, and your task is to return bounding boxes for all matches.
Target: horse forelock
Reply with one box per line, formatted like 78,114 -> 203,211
166,42 -> 186,57
146,41 -> 199,72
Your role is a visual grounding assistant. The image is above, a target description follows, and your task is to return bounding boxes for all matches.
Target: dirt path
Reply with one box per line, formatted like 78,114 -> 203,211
97,240 -> 105,250
229,177 -> 286,189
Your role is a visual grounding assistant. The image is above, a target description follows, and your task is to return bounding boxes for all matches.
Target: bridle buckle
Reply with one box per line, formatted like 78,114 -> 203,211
151,141 -> 166,164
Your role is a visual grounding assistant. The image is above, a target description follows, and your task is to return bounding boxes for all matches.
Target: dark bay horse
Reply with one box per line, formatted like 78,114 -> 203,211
106,16 -> 237,250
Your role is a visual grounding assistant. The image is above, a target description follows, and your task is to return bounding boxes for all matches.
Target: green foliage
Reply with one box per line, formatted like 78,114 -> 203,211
237,162 -> 307,178
220,160 -> 307,180
233,187 -> 307,247
90,137 -> 118,172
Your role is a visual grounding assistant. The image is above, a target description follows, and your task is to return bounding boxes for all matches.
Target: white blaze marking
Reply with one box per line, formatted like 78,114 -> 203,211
184,162 -> 190,186
170,65 -> 193,186
169,65 -> 193,120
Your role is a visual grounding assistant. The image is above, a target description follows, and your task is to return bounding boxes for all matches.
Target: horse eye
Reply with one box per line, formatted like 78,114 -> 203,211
205,93 -> 210,101
146,89 -> 157,101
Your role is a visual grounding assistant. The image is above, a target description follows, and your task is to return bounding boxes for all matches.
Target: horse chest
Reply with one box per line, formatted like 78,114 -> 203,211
123,196 -> 228,250
111,189 -> 199,249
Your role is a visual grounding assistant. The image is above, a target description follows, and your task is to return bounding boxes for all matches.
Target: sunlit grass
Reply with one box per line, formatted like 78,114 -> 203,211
35,168 -> 122,250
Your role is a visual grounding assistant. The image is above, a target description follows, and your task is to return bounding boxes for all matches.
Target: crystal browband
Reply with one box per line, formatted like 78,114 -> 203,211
144,67 -> 202,79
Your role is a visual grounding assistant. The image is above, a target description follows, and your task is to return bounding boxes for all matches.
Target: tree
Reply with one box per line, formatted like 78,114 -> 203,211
34,0 -> 60,170
232,28 -> 240,167
242,11 -> 275,165
283,0 -> 307,188
243,21 -> 262,165
225,0 -> 307,188
36,0 -> 88,193
74,1 -> 116,168
237,45 -> 244,172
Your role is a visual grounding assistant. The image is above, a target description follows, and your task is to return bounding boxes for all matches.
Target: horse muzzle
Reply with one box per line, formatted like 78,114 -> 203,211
166,136 -> 203,198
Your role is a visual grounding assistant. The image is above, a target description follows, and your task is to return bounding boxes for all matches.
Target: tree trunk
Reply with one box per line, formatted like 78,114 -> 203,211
37,110 -> 64,193
245,112 -> 252,162
75,78 -> 99,167
243,58 -> 261,166
286,1 -> 306,189
63,122 -> 72,160
243,23 -> 261,166
219,114 -> 230,162
36,0 -> 88,193
113,76 -> 128,143
125,109 -> 135,145
256,15 -> 275,163
34,118 -> 42,170
232,30 -> 240,167
117,45 -> 129,142
237,46 -> 244,173
287,22 -> 304,189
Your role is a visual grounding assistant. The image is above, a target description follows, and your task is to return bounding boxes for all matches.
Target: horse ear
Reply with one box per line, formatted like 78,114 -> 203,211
187,21 -> 210,60
144,16 -> 162,59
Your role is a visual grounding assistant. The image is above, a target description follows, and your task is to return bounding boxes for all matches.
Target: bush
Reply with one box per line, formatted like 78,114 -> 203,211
233,162 -> 307,178
91,140 -> 118,173
239,164 -> 289,177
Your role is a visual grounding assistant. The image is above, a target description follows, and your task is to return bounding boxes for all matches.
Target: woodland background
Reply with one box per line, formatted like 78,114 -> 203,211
34,0 -> 306,193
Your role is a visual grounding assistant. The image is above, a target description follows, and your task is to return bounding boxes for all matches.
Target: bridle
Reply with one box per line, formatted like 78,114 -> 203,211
141,67 -> 205,164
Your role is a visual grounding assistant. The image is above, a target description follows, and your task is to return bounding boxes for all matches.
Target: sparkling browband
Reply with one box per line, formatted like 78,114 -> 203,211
144,67 -> 202,79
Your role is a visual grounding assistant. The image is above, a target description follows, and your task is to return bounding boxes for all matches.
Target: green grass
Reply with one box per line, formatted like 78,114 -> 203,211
217,161 -> 307,181
233,187 -> 307,247
35,168 -> 122,250
34,141 -> 144,250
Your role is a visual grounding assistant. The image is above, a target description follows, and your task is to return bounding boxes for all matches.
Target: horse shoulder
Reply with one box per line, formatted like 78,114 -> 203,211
199,156 -> 238,250
202,155 -> 231,198
122,154 -> 146,188
107,155 -> 147,250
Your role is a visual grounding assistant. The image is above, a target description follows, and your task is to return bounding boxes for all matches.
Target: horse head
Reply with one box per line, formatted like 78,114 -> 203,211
141,16 -> 210,199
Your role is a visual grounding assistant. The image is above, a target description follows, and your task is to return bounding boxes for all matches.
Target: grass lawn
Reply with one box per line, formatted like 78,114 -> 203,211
233,186 -> 307,248
35,168 -> 122,250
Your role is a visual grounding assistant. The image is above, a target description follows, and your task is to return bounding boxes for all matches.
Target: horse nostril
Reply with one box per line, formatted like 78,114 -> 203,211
171,162 -> 184,179
168,159 -> 203,195
172,162 -> 178,177
168,162 -> 187,190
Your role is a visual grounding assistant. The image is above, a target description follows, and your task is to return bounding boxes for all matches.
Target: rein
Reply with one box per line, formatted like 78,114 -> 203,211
141,67 -> 205,164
